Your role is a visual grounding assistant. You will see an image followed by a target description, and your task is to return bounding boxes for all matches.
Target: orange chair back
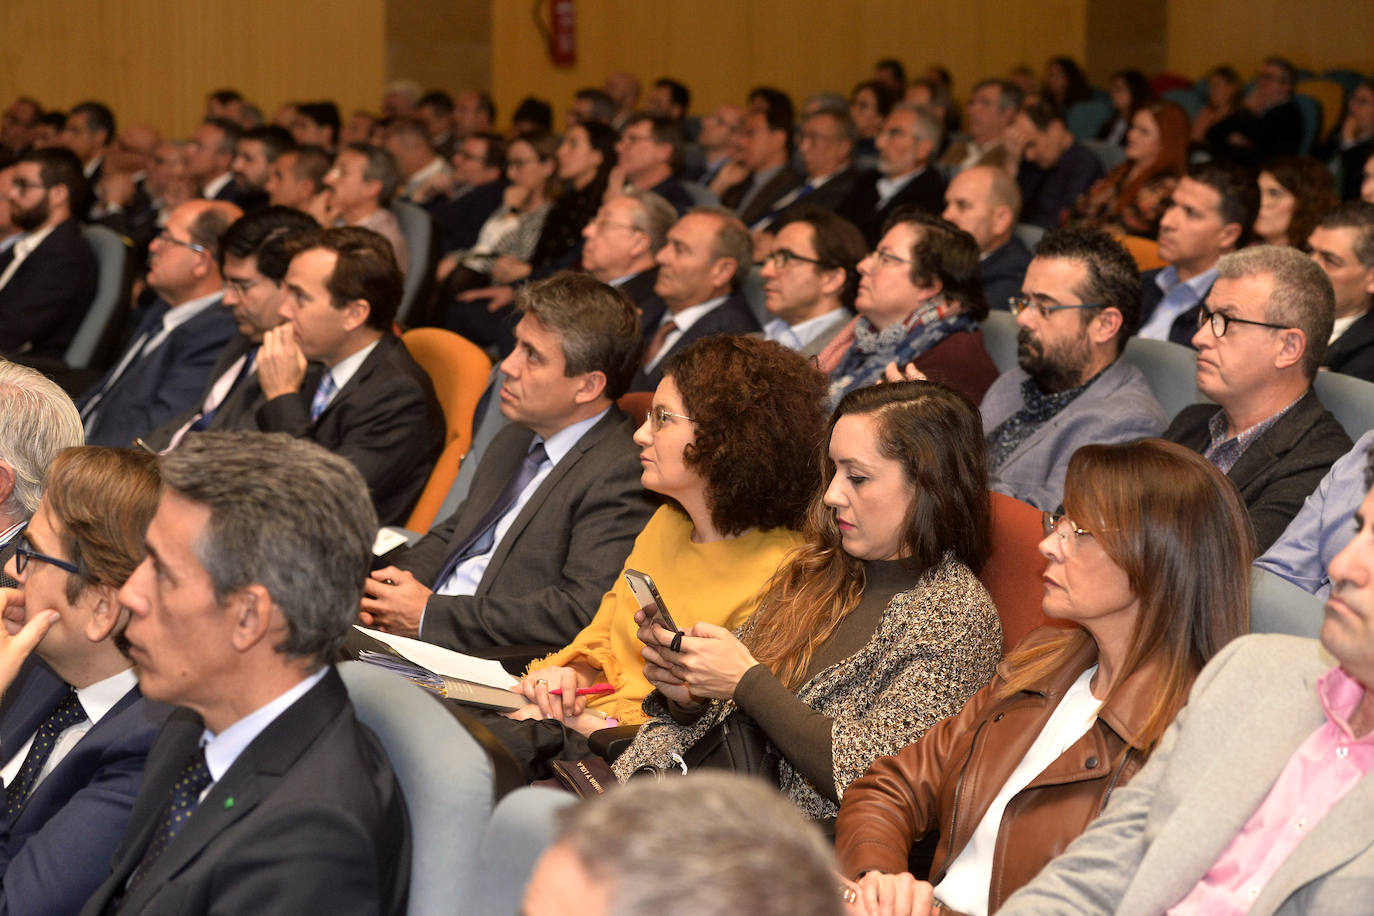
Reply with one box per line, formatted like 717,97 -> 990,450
402,328 -> 492,533
1119,235 -> 1168,273
980,492 -> 1050,653
616,391 -> 653,426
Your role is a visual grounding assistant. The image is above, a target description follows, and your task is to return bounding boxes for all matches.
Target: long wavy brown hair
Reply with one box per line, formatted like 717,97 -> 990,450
998,439 -> 1253,750
744,381 -> 991,690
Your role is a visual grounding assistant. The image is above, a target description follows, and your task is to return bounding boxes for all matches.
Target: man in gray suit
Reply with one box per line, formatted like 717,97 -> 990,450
758,206 -> 863,358
998,454 -> 1374,915
361,272 -> 655,651
980,227 -> 1166,511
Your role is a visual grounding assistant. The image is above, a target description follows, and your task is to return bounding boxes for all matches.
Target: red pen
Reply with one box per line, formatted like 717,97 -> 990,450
549,684 -> 615,697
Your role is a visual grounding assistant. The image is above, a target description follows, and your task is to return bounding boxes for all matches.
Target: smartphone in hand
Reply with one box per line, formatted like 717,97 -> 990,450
624,568 -> 681,635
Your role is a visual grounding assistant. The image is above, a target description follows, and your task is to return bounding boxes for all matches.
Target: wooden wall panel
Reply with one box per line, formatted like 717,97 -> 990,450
0,0 -> 386,139
490,0 -> 1085,126
1166,0 -> 1374,80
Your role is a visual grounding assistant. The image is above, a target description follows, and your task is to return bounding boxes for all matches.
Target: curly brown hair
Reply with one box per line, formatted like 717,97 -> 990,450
662,336 -> 827,536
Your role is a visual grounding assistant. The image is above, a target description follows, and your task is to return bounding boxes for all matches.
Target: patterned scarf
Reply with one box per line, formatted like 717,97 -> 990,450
828,298 -> 975,406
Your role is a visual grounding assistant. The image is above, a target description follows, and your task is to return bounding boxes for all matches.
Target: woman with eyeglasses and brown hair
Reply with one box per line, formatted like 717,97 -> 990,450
490,336 -> 827,778
836,438 -> 1253,916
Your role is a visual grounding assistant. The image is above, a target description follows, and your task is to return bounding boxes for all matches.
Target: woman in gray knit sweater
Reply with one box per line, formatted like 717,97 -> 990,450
613,381 -> 1003,819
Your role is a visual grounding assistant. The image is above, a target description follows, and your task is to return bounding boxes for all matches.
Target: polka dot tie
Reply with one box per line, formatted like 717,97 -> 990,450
5,688 -> 86,817
125,746 -> 212,894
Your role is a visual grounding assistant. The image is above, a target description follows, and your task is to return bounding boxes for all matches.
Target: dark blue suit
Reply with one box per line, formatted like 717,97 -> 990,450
630,291 -> 760,392
1138,267 -> 1213,347
981,236 -> 1033,312
77,297 -> 237,448
0,658 -> 169,916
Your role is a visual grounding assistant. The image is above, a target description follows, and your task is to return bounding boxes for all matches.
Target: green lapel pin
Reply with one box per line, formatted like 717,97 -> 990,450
224,797 -> 235,809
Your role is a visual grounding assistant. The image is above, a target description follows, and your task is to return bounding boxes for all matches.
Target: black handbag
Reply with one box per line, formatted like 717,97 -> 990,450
632,711 -> 781,786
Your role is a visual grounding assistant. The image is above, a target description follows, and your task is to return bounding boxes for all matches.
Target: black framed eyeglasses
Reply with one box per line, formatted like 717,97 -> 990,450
1196,304 -> 1291,338
13,535 -> 80,575
1009,296 -> 1104,321
765,248 -> 826,269
9,177 -> 49,194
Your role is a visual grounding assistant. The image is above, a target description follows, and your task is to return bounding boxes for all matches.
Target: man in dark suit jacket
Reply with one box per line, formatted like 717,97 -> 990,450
363,273 -> 655,651
1164,246 -> 1352,551
720,109 -> 804,229
143,206 -> 321,452
839,103 -> 947,246
0,446 -> 169,916
78,199 -> 241,447
581,189 -> 675,305
1311,202 -> 1374,381
631,209 -> 760,392
186,118 -> 244,207
0,148 -> 99,358
1137,160 -> 1257,346
430,132 -> 507,255
82,434 -> 409,916
253,226 -> 444,526
943,164 -> 1032,310
762,109 -> 863,229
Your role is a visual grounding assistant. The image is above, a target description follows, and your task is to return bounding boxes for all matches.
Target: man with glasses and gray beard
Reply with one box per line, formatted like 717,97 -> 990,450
979,227 -> 1165,511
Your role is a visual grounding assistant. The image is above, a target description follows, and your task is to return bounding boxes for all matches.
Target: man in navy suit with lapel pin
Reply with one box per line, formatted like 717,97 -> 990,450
0,447 -> 169,916
362,272 -> 655,651
82,433 -> 409,916
78,199 -> 241,448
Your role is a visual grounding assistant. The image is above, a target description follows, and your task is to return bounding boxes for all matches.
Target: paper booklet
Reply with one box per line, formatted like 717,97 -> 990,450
348,626 -> 524,712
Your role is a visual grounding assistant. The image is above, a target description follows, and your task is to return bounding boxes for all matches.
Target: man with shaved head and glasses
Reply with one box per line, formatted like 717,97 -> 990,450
979,226 -> 1166,511
1164,245 -> 1351,550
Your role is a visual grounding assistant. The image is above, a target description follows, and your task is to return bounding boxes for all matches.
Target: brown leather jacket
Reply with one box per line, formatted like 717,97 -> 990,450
836,628 -> 1172,914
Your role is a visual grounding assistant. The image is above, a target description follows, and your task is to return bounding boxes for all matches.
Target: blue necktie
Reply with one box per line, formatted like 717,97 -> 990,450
435,441 -> 548,584
5,688 -> 86,816
125,746 -> 213,894
310,371 -> 337,422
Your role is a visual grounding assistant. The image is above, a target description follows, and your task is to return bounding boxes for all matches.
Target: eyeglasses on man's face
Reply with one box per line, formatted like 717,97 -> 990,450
13,535 -> 81,576
1195,304 -> 1290,338
867,247 -> 913,269
154,231 -> 209,257
765,248 -> 825,270
1009,296 -> 1103,321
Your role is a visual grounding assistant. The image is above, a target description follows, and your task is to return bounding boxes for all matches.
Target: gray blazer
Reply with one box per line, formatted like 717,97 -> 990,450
1001,634 -> 1374,916
395,408 -> 656,651
980,358 -> 1167,512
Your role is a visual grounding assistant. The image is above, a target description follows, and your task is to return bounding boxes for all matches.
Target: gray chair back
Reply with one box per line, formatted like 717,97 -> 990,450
68,225 -> 132,369
681,181 -> 721,208
338,661 -> 494,916
742,264 -> 768,326
980,310 -> 1019,374
470,787 -> 577,914
1013,223 -> 1045,251
1250,567 -> 1325,639
1314,370 -> 1374,440
391,201 -> 437,325
1120,336 -> 1207,421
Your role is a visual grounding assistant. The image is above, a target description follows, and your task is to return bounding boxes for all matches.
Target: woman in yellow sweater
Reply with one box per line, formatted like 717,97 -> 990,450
498,336 -> 829,774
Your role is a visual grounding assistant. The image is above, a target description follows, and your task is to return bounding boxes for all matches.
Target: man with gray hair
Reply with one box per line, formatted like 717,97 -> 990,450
522,773 -> 846,916
839,103 -> 946,246
0,359 -> 83,586
1165,245 -> 1352,550
83,432 -> 409,915
939,78 -> 1021,175
580,190 -> 675,306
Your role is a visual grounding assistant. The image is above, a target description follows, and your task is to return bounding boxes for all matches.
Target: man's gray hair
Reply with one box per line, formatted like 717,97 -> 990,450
891,102 -> 944,147
0,360 -> 83,522
688,205 -> 751,292
1216,244 -> 1336,379
158,432 -> 378,666
556,772 -> 844,916
622,189 -> 677,253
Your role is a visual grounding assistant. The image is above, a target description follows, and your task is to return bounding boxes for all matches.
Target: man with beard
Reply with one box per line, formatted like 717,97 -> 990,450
979,226 -> 1166,511
0,148 -> 98,357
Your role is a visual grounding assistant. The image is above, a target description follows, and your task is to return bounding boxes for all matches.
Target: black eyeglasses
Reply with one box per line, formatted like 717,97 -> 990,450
154,231 -> 209,256
765,248 -> 826,269
1009,296 -> 1104,321
1196,304 -> 1290,338
13,535 -> 80,576
9,178 -> 48,194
